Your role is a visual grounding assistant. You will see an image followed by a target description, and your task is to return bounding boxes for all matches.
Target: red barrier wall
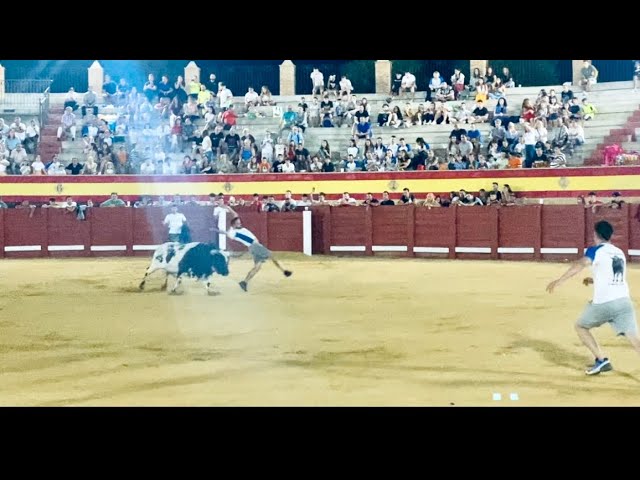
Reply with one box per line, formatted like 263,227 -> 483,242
630,205 -> 640,262
4,208 -> 48,258
89,208 -> 133,257
268,212 -> 304,252
0,210 -> 4,259
329,207 -> 369,255
371,205 -> 413,256
311,206 -> 331,255
2,204 -> 638,263
456,207 -> 499,260
47,208 -> 91,258
498,205 -> 541,261
413,207 -> 456,259
540,205 -> 585,262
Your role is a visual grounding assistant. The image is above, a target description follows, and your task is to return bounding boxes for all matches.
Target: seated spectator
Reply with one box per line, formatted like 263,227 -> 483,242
321,157 -> 335,172
401,71 -> 417,100
24,119 -> 40,155
427,71 -> 443,101
65,157 -> 84,175
82,88 -> 99,117
64,87 -> 79,111
436,82 -> 455,102
244,87 -> 260,108
451,68 -> 465,99
501,67 -> 515,88
354,117 -> 372,140
549,145 -> 567,168
560,82 -> 574,104
474,79 -> 488,102
470,101 -> 489,123
339,75 -> 353,98
581,98 -> 597,120
280,105 -> 298,131
579,60 -> 598,92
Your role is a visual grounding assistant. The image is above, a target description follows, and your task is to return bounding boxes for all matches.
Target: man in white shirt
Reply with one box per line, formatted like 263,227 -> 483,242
163,205 -> 187,242
547,220 -> 640,375
214,205 -> 292,292
244,87 -> 260,108
218,83 -> 233,111
310,68 -> 324,95
339,75 -> 354,98
401,72 -> 417,101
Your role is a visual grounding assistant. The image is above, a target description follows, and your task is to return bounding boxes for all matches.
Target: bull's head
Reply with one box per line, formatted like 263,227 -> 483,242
210,251 -> 229,276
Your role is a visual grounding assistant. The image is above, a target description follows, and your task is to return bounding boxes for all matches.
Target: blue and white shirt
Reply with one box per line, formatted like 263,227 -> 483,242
227,227 -> 257,248
585,243 -> 629,304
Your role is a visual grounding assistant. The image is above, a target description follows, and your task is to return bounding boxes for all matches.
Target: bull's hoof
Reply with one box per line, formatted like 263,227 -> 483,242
160,284 -> 168,291
168,289 -> 183,296
139,283 -> 145,291
207,290 -> 221,296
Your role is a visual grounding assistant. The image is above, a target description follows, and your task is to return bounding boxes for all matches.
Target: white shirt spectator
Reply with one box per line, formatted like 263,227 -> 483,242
402,73 -> 417,89
48,162 -> 67,175
11,121 -> 27,141
244,89 -> 259,105
32,158 -> 46,174
163,212 -> 187,234
10,147 -> 28,165
26,123 -> 39,139
346,159 -> 357,172
339,77 -> 354,94
20,163 -> 31,175
310,69 -> 324,90
140,160 -> 155,175
218,86 -> 233,109
281,161 -> 295,173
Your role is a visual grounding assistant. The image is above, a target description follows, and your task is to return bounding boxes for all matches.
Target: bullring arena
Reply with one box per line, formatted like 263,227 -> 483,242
1,60 -> 640,406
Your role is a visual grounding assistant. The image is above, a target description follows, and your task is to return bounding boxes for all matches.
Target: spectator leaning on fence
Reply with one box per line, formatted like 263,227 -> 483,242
100,192 -> 126,207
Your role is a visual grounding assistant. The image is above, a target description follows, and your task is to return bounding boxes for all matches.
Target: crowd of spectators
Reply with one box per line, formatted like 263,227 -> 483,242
0,61 -> 608,177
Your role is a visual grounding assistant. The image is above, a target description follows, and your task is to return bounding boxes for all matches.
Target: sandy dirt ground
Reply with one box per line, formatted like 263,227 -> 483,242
0,254 -> 639,406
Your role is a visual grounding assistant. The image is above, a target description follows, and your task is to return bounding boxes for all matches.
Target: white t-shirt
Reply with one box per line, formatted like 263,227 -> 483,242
164,212 -> 187,234
227,227 -> 258,247
281,162 -> 295,173
585,242 -> 630,304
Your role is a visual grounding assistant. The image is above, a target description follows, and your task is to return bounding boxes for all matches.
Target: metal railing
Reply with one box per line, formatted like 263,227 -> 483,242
39,87 -> 50,127
4,79 -> 53,94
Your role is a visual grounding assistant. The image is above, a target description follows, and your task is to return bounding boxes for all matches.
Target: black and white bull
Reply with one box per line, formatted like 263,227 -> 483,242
139,242 -> 230,295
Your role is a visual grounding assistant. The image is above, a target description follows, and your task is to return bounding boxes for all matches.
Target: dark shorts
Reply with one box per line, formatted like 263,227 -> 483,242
168,233 -> 180,242
250,243 -> 271,263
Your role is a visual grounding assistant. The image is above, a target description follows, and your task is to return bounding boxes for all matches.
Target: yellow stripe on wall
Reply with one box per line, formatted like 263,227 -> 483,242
2,175 -> 640,196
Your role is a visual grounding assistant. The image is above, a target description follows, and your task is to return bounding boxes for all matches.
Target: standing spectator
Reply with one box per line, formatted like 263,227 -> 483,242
102,74 -> 118,104
143,74 -> 158,103
218,83 -> 233,111
24,119 -> 40,155
164,204 -> 187,242
310,68 -> 324,95
634,61 -> 640,93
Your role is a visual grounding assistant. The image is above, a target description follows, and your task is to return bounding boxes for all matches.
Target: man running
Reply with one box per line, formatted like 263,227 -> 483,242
546,220 -> 640,375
